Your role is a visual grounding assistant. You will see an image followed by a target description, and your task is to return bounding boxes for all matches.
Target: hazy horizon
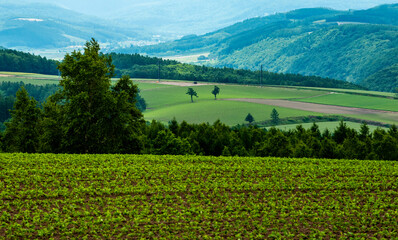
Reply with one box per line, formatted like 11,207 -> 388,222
9,0 -> 398,18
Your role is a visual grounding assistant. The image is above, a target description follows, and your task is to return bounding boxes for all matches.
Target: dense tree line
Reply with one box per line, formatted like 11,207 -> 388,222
140,119 -> 397,160
0,47 -> 363,90
0,82 -> 59,102
3,98 -> 397,159
0,82 -> 59,129
110,53 -> 363,89
0,49 -> 59,75
0,80 -> 146,128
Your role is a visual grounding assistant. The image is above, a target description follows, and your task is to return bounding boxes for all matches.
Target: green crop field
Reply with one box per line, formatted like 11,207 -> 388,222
139,82 -> 398,126
144,100 -> 321,125
346,113 -> 398,126
1,72 -> 397,126
267,121 -> 387,132
284,86 -> 396,98
0,154 -> 397,239
140,84 -> 325,108
139,83 -> 327,124
0,72 -> 60,85
298,93 -> 398,112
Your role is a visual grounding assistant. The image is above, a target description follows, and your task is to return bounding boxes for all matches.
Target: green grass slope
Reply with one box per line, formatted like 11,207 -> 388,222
139,81 -> 398,126
144,100 -> 320,125
1,73 -> 396,127
298,93 -> 398,112
1,153 -> 397,238
140,83 -> 325,125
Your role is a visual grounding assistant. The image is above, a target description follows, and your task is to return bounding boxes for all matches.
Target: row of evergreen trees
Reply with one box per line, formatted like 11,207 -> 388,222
0,49 -> 58,75
141,119 -> 397,160
3,95 -> 397,160
111,53 -> 364,90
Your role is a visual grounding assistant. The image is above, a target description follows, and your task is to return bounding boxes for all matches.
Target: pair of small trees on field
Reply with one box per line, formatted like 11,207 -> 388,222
186,85 -> 220,102
245,108 -> 280,125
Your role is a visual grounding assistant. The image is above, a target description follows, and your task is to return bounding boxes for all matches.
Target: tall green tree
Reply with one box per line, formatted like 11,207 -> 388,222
52,38 -> 144,153
270,108 -> 280,125
186,88 -> 198,102
212,85 -> 220,100
3,86 -> 41,153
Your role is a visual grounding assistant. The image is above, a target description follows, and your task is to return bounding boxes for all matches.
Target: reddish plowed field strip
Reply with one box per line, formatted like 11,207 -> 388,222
223,98 -> 398,115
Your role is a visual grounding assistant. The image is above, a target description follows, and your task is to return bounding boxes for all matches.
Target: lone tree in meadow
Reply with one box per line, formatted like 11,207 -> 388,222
186,88 -> 198,102
270,108 -> 280,125
212,85 -> 220,100
245,113 -> 254,124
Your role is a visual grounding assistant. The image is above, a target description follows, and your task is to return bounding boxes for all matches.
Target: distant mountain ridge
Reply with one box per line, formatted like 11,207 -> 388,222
108,0 -> 398,38
122,4 -> 398,91
0,2 -> 146,49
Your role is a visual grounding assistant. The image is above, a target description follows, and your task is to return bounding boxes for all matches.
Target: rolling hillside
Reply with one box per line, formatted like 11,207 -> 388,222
124,4 -> 398,91
109,0 -> 398,38
0,2 -> 146,49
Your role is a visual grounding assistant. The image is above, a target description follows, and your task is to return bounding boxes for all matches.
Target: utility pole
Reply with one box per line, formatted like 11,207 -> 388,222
158,59 -> 160,82
260,64 -> 263,87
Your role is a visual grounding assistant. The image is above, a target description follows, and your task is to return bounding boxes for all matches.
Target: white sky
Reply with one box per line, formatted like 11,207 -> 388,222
22,0 -> 398,17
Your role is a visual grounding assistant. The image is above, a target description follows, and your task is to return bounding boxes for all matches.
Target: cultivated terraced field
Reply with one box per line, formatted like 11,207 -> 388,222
0,154 -> 397,238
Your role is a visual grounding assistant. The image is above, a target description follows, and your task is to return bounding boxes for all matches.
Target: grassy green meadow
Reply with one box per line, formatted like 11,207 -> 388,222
144,100 -> 320,125
1,72 -> 397,127
298,93 -> 398,112
139,83 -> 325,125
138,81 -> 398,126
283,86 -> 397,98
267,121 -> 387,132
1,153 -> 397,239
0,72 -> 60,85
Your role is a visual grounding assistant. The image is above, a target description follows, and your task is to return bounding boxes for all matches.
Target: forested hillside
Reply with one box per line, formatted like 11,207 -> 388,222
0,49 -> 58,75
0,47 -> 363,90
110,53 -> 363,89
123,4 -> 398,91
216,24 -> 398,85
362,63 -> 398,92
0,2 -> 145,49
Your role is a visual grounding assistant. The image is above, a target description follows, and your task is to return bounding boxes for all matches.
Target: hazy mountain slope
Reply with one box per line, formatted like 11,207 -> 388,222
124,4 -> 398,91
326,3 -> 398,24
217,24 -> 398,83
0,2 -> 145,49
119,8 -> 344,55
109,0 -> 398,38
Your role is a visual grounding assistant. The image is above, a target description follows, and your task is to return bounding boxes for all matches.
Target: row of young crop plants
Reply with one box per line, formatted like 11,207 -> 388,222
0,154 -> 397,239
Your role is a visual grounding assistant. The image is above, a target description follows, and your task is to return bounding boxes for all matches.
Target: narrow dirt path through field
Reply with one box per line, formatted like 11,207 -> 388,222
223,98 -> 398,116
136,80 -> 214,87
